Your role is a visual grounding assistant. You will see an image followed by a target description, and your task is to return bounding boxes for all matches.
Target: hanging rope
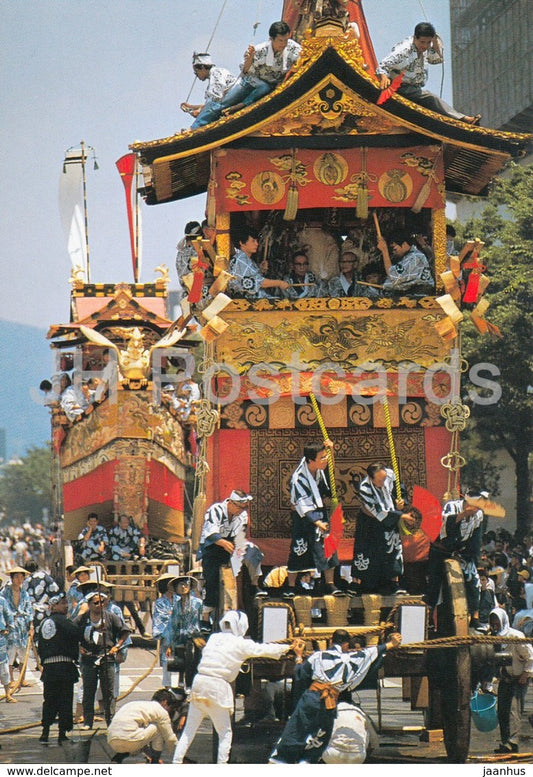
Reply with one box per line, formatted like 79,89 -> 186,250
184,0 -> 230,103
382,394 -> 402,501
309,393 -> 337,504
253,0 -> 264,36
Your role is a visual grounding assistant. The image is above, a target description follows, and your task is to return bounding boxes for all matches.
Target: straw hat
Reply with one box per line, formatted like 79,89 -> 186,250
8,566 -> 29,576
73,566 -> 92,576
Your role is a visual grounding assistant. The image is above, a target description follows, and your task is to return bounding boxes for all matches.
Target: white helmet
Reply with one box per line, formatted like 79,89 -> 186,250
219,610 -> 249,637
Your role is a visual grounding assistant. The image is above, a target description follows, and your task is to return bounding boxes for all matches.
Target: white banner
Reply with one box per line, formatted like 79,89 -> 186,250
58,149 -> 87,276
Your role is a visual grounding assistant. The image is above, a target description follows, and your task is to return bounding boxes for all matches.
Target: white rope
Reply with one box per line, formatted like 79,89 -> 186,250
184,0 -> 230,103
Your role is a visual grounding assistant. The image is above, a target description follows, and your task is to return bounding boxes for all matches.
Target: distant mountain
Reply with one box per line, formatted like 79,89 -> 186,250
0,319 -> 55,459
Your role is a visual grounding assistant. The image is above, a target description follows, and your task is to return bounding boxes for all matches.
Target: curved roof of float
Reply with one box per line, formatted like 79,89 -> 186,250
131,29 -> 531,205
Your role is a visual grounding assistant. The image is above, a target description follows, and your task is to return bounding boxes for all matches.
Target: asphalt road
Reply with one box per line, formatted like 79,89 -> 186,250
1,644 -> 532,766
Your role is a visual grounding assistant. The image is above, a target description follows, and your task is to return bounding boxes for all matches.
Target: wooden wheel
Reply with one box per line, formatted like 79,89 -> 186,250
427,558 -> 472,763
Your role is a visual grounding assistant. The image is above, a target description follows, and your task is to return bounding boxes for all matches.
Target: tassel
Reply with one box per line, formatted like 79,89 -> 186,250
356,185 -> 368,219
283,148 -> 299,221
191,493 -> 206,552
283,183 -> 299,221
187,267 -> 205,303
462,271 -> 481,303
411,176 -> 433,213
411,146 -> 442,213
355,148 -> 371,221
377,71 -> 404,105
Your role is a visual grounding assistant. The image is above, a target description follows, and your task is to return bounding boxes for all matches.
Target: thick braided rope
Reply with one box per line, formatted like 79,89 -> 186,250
309,393 -> 337,502
382,394 -> 402,501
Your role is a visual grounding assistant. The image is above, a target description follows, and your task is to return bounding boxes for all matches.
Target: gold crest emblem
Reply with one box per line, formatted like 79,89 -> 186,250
313,152 -> 349,186
378,169 -> 413,203
250,171 -> 286,205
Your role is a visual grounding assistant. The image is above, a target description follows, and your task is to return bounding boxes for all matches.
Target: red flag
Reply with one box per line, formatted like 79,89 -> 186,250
377,71 -> 404,105
116,153 -> 141,282
412,485 -> 443,542
324,503 -> 345,558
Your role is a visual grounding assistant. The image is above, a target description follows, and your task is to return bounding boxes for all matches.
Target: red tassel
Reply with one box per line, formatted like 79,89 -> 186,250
187,268 -> 205,303
462,271 -> 480,303
377,71 -> 404,105
324,503 -> 345,558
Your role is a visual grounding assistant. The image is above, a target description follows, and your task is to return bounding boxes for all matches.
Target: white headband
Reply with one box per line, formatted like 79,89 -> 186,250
228,490 -> 253,503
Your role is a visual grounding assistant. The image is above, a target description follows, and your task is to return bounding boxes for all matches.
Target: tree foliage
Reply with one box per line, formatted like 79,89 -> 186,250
0,445 -> 53,524
458,163 -> 533,535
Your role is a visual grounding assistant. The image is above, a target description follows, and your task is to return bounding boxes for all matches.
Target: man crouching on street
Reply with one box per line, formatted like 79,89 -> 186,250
107,688 -> 181,763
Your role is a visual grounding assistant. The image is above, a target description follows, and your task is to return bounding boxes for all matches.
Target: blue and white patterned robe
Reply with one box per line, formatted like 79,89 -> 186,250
0,584 -> 33,650
287,457 -> 337,574
352,467 -> 403,591
271,642 -> 387,763
108,521 -> 142,560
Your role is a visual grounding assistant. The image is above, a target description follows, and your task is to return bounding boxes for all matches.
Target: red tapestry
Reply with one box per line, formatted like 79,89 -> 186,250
215,146 -> 444,213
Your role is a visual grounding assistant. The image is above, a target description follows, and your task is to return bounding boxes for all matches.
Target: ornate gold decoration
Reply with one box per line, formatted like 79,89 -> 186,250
433,207 -> 447,286
440,400 -> 471,432
255,76 -> 401,137
270,153 -> 311,187
378,169 -> 413,203
420,401 -> 445,427
220,401 -> 247,430
250,170 -> 285,204
400,401 -> 423,425
214,308 -> 450,372
195,398 -> 220,438
79,324 -> 187,382
313,152 -> 348,185
154,264 -> 169,285
244,403 -> 268,428
269,398 -> 297,429
215,211 -> 231,261
225,171 -> 250,206
296,34 -> 367,72
69,265 -> 86,287
296,402 -> 318,427
348,403 -> 372,426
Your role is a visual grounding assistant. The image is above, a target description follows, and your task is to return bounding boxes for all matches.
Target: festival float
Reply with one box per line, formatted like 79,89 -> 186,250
47,145 -> 199,615
48,0 -> 531,762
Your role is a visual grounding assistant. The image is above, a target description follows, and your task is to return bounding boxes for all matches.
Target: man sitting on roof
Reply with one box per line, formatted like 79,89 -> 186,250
192,21 -> 301,125
181,52 -> 236,130
376,22 -> 481,124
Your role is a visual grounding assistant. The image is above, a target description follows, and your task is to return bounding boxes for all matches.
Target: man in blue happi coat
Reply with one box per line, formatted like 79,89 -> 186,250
269,628 -> 401,763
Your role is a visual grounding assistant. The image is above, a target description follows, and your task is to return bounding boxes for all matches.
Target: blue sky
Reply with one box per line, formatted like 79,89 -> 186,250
1,0 -> 453,331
